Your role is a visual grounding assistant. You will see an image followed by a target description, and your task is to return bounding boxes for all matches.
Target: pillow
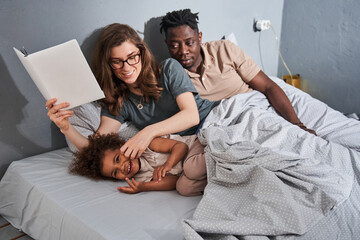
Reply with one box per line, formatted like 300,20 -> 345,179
66,101 -> 139,152
222,32 -> 238,46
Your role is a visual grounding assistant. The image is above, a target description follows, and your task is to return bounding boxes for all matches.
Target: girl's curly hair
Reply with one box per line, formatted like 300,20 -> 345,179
69,133 -> 124,180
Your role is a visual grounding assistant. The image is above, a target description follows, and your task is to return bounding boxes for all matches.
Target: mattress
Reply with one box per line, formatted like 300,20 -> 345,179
0,77 -> 359,239
0,148 -> 201,240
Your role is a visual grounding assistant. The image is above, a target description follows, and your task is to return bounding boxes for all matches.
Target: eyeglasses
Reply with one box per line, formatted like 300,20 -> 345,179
109,53 -> 141,69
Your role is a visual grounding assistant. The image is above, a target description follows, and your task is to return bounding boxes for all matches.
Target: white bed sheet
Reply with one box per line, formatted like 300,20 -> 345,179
0,76 -> 359,240
0,148 -> 201,240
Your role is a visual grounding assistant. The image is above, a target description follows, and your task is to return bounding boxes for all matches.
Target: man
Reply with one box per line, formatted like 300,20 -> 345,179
160,9 -> 315,134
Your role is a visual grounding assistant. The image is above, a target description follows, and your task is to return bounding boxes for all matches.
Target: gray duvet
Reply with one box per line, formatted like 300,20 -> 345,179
183,91 -> 359,239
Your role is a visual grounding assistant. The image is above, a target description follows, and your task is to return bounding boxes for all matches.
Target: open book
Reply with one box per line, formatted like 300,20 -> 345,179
14,39 -> 105,109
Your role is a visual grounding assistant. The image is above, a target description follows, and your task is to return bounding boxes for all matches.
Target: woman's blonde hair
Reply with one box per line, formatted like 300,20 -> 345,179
92,23 -> 163,115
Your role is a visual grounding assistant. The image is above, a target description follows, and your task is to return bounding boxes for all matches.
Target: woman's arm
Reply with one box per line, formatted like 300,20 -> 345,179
46,98 -> 89,150
149,137 -> 189,182
120,91 -> 199,159
117,175 -> 179,194
46,98 -> 122,151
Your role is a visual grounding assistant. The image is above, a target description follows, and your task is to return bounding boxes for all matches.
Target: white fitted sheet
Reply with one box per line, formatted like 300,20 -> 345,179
0,148 -> 201,240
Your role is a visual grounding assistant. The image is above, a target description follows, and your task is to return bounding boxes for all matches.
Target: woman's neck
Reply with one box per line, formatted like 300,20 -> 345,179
128,85 -> 143,96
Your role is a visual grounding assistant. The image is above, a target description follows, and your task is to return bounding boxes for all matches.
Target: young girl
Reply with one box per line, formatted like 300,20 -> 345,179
46,23 -> 218,159
70,132 -> 200,194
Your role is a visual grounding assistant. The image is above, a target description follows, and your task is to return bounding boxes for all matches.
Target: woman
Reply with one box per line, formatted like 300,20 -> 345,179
46,23 -> 218,159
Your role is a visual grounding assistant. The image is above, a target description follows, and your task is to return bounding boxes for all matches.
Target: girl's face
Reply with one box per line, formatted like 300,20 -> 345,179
110,40 -> 142,88
101,148 -> 140,180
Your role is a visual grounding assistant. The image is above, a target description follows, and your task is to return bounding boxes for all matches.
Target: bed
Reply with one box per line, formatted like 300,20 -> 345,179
0,77 -> 359,240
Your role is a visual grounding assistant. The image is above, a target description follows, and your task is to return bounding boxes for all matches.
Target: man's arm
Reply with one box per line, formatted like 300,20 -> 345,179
248,71 -> 316,135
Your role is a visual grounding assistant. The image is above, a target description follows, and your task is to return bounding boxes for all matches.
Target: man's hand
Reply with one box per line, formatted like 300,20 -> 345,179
296,122 -> 317,136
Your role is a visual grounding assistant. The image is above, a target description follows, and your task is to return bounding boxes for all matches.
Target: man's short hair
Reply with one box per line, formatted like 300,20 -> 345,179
160,9 -> 199,34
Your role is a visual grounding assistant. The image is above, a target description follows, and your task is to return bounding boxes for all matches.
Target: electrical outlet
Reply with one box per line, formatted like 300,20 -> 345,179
254,19 -> 271,32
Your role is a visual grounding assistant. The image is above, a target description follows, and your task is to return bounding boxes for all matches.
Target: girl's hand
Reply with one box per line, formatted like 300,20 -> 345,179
153,163 -> 172,183
117,178 -> 144,194
120,127 -> 154,159
46,98 -> 73,132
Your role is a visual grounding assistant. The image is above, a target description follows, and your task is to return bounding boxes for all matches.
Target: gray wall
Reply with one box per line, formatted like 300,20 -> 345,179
0,0 -> 284,178
279,0 -> 360,114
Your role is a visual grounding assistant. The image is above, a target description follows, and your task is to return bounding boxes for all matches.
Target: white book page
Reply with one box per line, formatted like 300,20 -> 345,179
14,39 -> 105,109
14,47 -> 51,99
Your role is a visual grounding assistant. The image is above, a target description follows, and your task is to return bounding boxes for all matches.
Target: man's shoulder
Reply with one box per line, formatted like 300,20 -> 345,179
202,40 -> 238,54
202,40 -> 235,48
